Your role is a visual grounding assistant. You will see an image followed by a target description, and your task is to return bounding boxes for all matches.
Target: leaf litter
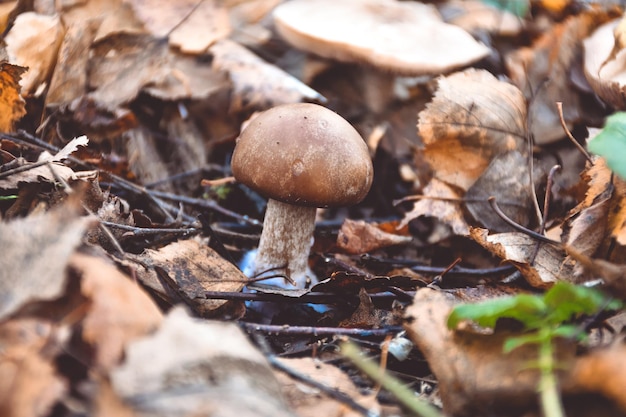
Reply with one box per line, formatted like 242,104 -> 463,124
1,1 -> 626,417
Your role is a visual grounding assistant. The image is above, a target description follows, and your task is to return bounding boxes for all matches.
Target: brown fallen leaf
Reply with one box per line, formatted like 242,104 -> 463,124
4,12 -> 64,96
0,319 -> 67,417
274,357 -> 380,417
133,237 -> 247,317
506,8 -> 617,144
88,33 -> 229,109
108,307 -> 296,417
46,19 -> 100,107
568,343 -> 626,413
0,62 -> 26,132
583,18 -> 626,109
209,39 -> 325,113
399,177 -> 470,239
0,202 -> 91,319
419,68 -> 526,191
466,150 -> 536,232
404,288 -> 575,416
70,252 -> 163,371
336,219 -> 412,254
470,227 -> 566,288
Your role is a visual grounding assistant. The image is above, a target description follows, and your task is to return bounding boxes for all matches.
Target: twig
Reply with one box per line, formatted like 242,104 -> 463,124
240,322 -> 403,337
100,221 -> 199,237
556,102 -> 593,163
488,197 -> 561,245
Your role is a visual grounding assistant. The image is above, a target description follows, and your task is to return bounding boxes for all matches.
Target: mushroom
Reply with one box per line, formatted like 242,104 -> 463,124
272,0 -> 490,112
231,103 -> 373,288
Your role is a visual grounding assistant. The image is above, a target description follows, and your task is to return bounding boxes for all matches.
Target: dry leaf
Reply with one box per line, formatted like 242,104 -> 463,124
0,204 -> 90,319
136,238 -> 247,317
404,288 -> 574,416
419,69 -> 526,191
70,252 -> 163,371
4,12 -> 64,96
168,1 -> 231,53
583,17 -> 626,109
274,357 -> 380,417
0,159 -> 91,190
569,343 -> 626,413
210,39 -> 325,113
399,177 -> 470,238
109,307 -> 296,417
0,319 -> 66,417
336,219 -> 412,254
46,19 -> 100,107
506,9 -> 616,144
88,33 -> 229,109
0,62 -> 26,131
470,227 -> 565,288
465,151 -> 535,232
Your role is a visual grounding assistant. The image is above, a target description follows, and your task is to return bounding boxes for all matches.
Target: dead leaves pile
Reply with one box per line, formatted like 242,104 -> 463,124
2,0 -> 626,416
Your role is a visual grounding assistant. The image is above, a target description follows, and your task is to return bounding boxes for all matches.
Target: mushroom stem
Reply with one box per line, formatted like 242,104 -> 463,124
253,198 -> 317,288
361,68 -> 395,113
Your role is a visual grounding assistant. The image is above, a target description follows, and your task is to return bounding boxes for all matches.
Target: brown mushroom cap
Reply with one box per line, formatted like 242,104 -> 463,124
273,0 -> 490,76
231,103 -> 373,207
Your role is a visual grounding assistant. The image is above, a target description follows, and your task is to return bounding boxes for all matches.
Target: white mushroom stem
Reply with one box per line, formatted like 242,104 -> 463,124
252,198 -> 317,288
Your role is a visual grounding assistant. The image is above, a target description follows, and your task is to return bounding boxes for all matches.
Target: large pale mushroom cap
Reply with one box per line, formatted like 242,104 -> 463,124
273,0 -> 490,75
231,103 -> 373,207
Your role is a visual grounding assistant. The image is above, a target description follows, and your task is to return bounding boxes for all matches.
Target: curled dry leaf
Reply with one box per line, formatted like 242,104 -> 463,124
470,227 -> 566,288
210,39 -> 326,113
109,307 -> 296,417
418,69 -> 526,191
0,159 -> 95,190
134,238 -> 247,317
583,18 -> 626,109
336,219 -> 412,254
70,252 -> 163,371
506,8 -> 616,144
565,158 -> 626,249
4,12 -> 64,96
0,203 -> 90,319
399,177 -> 470,238
0,62 -> 26,132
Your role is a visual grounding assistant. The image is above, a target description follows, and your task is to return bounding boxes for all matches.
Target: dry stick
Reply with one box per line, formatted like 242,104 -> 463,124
99,221 -> 199,237
556,102 -> 593,163
240,322 -> 403,337
529,165 -> 562,265
9,131 -> 254,225
488,197 -> 561,245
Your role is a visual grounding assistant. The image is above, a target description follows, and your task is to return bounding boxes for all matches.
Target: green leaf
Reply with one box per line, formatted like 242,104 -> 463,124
551,325 -> 584,341
503,332 -> 545,353
480,0 -> 530,17
447,294 -> 547,330
543,282 -> 617,324
588,112 -> 626,180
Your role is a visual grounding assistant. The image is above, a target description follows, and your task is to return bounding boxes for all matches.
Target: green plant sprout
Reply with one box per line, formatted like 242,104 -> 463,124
447,282 -> 622,417
588,111 -> 626,180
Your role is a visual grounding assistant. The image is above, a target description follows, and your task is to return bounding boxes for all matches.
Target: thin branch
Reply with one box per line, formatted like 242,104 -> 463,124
556,102 -> 593,163
488,197 -> 560,245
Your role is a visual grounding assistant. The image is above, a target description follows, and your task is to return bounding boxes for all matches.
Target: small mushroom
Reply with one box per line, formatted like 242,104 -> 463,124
231,103 -> 373,288
272,0 -> 490,112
